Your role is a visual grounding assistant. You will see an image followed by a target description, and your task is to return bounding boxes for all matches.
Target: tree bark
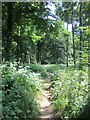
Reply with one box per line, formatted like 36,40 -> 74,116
66,23 -> 69,67
88,3 -> 90,84
79,2 -> 82,69
72,3 -> 76,67
36,39 -> 44,63
5,2 -> 13,61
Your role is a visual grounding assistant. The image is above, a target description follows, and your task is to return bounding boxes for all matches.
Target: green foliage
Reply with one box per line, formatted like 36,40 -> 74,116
85,26 -> 90,35
1,63 -> 43,119
46,65 -> 60,73
29,64 -> 45,73
77,26 -> 90,35
29,64 -> 48,78
41,70 -> 48,78
50,68 -> 89,119
2,1 -> 90,119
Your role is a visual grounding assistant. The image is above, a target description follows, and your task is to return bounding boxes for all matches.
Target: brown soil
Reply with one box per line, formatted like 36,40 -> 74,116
38,80 -> 54,119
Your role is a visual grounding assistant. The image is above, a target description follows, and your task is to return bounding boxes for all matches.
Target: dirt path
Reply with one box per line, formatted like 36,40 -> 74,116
38,80 -> 54,119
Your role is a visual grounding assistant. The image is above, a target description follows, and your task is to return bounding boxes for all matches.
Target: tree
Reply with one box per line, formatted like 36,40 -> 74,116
4,2 -> 13,61
79,2 -> 83,69
2,2 -> 50,64
71,2 -> 76,67
56,2 -> 77,66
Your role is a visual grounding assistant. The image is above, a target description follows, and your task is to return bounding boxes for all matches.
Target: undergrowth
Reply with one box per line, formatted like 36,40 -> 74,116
50,67 -> 89,119
1,63 -> 89,119
1,63 -> 43,119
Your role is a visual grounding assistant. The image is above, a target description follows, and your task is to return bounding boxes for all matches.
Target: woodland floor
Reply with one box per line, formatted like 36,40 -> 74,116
38,79 -> 55,119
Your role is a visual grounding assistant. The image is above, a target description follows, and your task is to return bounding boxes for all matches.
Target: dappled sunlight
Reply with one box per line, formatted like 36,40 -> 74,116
1,1 -> 90,120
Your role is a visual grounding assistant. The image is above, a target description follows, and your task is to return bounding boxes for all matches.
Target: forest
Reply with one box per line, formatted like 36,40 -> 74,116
1,1 -> 90,120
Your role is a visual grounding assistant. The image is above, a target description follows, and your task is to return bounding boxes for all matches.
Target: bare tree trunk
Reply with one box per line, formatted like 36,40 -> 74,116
88,34 -> 90,83
79,2 -> 82,69
0,2 -> 2,64
36,41 -> 40,63
5,2 -> 13,61
72,3 -> 76,67
66,23 -> 69,67
36,40 -> 43,63
88,3 -> 90,84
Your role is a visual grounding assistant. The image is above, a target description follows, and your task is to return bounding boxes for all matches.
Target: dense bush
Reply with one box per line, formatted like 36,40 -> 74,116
29,64 -> 49,78
29,64 -> 45,73
1,63 -> 43,119
46,65 -> 60,73
50,68 -> 89,119
28,64 -> 65,78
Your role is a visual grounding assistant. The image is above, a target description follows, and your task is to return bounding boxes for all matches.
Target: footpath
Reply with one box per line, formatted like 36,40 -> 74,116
38,79 -> 54,119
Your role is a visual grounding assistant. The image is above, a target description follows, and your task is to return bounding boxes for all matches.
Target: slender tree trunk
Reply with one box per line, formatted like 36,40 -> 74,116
36,42 -> 40,63
19,40 -> 22,63
66,23 -> 69,67
5,2 -> 13,61
36,40 -> 42,63
18,27 -> 22,64
16,42 -> 19,70
79,2 -> 82,69
88,3 -> 90,84
72,3 -> 76,67
0,2 -> 2,64
28,55 -> 31,64
88,33 -> 90,82
24,52 -> 27,63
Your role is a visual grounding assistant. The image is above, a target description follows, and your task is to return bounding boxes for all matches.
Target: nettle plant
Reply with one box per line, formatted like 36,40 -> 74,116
1,63 -> 42,119
50,68 -> 88,119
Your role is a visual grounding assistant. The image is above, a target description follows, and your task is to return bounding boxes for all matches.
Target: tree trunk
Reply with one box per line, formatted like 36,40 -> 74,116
72,3 -> 76,67
88,3 -> 90,84
66,23 -> 69,67
88,33 -> 90,83
36,40 -> 43,63
5,2 -> 13,61
36,41 -> 40,63
16,42 -> 19,70
0,2 -> 2,64
79,2 -> 82,69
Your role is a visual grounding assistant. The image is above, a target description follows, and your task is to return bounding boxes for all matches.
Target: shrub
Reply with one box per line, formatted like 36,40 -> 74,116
41,70 -> 48,78
47,65 -> 60,73
50,68 -> 89,119
1,63 -> 43,119
29,64 -> 45,73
